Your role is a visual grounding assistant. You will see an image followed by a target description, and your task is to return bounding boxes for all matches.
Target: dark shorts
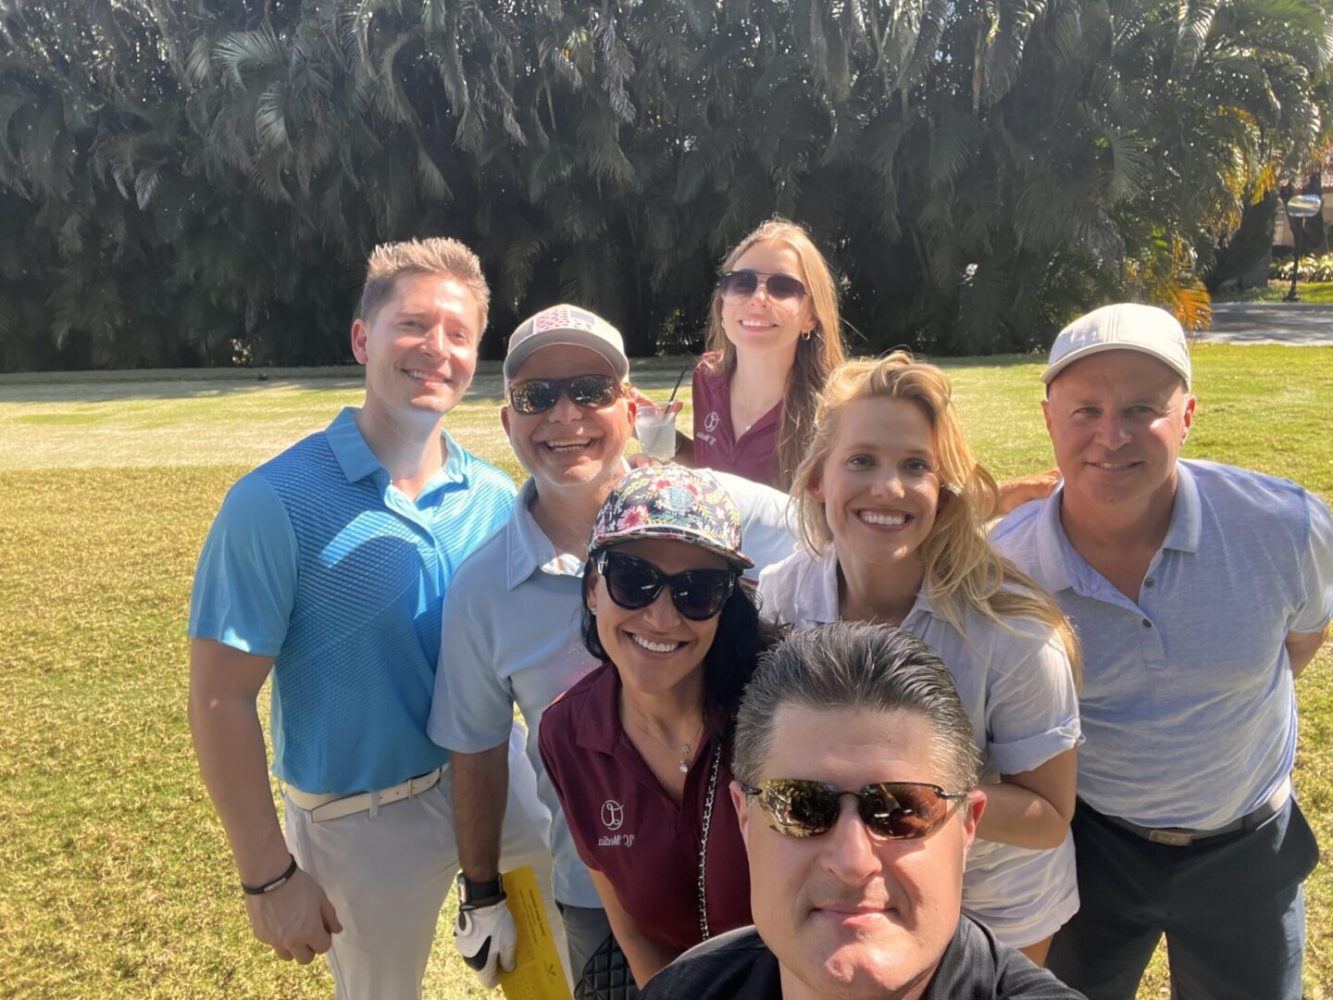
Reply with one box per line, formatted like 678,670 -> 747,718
1048,797 -> 1319,1000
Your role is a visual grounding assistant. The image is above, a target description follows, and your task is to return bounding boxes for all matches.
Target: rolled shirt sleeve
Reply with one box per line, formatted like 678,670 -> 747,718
1290,488 -> 1333,636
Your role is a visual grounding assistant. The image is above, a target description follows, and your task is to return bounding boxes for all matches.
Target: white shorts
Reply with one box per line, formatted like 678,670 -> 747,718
963,830 -> 1080,949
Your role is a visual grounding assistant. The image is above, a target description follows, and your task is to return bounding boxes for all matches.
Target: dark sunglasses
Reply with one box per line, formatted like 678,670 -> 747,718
740,779 -> 969,840
594,550 -> 738,622
717,269 -> 808,302
508,374 -> 622,415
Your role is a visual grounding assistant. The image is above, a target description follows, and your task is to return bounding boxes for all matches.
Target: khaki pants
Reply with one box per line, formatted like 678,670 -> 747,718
283,725 -> 563,999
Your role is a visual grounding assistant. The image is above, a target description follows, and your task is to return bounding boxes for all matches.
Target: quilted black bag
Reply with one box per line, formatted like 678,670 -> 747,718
574,935 -> 639,1000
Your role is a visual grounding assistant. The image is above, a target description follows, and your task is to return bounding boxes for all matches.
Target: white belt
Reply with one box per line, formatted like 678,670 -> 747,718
286,767 -> 444,823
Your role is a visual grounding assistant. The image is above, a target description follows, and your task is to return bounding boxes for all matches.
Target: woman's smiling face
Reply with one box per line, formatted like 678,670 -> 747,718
719,239 -> 815,361
587,538 -> 728,699
810,396 -> 942,569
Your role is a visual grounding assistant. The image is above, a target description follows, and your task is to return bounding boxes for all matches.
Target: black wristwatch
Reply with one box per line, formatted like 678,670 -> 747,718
456,871 -> 505,907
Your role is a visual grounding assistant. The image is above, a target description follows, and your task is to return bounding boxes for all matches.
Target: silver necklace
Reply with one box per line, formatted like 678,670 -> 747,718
629,714 -> 703,774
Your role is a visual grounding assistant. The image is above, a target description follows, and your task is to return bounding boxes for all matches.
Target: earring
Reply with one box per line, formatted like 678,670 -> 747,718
800,329 -> 813,342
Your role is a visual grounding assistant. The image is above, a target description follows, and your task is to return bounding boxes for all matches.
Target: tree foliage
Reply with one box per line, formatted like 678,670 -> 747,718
1,0 -> 1330,370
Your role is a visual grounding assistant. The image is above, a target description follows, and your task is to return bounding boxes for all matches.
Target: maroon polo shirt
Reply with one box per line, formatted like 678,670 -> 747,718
691,355 -> 781,487
538,662 -> 752,953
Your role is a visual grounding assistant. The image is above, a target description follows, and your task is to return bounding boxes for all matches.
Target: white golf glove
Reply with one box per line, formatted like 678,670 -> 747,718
455,895 -> 517,988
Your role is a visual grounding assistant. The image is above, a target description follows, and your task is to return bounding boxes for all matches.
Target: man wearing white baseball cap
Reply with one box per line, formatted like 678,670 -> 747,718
992,302 -> 1330,999
429,304 -> 798,990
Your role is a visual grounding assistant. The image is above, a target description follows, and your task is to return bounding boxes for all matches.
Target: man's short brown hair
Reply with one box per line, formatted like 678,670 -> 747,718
358,237 -> 490,330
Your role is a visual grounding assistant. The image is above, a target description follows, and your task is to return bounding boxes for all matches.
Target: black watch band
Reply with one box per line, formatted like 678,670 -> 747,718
457,872 -> 504,906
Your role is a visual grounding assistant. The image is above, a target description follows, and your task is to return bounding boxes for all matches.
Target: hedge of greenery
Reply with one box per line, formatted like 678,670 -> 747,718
2,0 -> 1332,370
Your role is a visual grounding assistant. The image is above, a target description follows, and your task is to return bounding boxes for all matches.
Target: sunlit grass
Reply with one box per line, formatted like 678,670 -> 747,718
0,347 -> 1328,997
1212,280 -> 1333,305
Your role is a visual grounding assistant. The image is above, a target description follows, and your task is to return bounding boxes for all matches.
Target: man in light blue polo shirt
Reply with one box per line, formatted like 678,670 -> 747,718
188,238 -> 552,999
428,304 -> 797,988
992,303 -> 1331,999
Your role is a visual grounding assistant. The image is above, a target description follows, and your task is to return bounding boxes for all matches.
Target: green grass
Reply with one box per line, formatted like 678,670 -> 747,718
1212,280 -> 1333,304
1,348 -> 1330,998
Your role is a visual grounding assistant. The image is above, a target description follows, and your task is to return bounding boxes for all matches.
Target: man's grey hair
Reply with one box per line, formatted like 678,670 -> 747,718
732,622 -> 980,790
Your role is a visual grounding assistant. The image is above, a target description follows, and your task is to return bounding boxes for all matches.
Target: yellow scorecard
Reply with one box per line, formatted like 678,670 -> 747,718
498,865 -> 574,1000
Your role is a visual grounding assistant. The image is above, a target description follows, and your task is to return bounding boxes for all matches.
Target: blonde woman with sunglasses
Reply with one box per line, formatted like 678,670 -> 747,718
656,218 -> 845,490
756,353 -> 1083,966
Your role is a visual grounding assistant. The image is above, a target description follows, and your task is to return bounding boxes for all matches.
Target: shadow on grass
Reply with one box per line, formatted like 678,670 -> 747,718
0,352 -> 1051,405
0,368 -> 367,404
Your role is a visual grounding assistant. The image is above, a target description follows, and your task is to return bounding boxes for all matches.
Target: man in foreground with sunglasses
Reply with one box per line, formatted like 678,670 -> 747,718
428,303 -> 798,988
642,622 -> 1084,1000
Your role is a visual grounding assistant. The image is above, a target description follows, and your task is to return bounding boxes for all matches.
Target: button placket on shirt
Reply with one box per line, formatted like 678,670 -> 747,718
1135,552 -> 1169,669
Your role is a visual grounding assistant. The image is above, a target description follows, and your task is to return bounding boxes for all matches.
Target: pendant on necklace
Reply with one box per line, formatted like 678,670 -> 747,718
678,761 -> 689,774
678,743 -> 692,774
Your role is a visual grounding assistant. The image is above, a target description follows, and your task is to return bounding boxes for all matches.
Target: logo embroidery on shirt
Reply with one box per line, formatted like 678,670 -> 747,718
704,411 -> 720,433
598,800 -> 635,847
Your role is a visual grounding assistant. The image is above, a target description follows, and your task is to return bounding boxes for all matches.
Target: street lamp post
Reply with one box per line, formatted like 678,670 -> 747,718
1280,188 -> 1325,302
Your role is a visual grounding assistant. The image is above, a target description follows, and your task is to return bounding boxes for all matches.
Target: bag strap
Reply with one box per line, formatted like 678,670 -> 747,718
696,740 -> 723,942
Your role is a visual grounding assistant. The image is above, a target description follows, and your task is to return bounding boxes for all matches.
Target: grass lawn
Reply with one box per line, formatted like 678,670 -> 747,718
0,345 -> 1329,999
1213,280 -> 1333,304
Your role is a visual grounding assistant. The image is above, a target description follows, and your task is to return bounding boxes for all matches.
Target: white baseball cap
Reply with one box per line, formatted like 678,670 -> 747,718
503,304 -> 629,382
1043,303 -> 1191,388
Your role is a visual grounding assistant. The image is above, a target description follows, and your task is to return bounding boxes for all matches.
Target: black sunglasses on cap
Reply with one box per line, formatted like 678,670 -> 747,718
717,269 -> 808,302
595,550 -> 738,622
740,778 -> 969,840
508,374 -> 622,415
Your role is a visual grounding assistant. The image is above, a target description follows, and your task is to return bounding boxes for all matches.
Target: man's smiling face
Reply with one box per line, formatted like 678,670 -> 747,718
1042,348 -> 1194,516
502,344 -> 632,494
352,271 -> 483,428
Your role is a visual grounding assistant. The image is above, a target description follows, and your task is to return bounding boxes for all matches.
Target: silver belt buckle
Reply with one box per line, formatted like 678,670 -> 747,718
1146,828 -> 1194,847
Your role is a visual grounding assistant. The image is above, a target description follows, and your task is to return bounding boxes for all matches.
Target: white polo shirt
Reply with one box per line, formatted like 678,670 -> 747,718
992,459 -> 1333,829
757,545 -> 1082,945
429,470 -> 798,907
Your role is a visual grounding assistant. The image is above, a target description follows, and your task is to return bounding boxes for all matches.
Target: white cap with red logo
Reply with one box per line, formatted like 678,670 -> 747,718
504,304 -> 629,382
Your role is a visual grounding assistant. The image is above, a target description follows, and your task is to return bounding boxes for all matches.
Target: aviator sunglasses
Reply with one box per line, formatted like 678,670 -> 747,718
508,374 -> 622,415
595,550 -> 738,621
718,269 -> 808,303
740,779 -> 970,840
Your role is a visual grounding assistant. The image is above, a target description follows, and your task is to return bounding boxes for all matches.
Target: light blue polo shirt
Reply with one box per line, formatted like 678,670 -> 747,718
189,407 -> 516,795
428,469 -> 797,907
992,460 -> 1332,830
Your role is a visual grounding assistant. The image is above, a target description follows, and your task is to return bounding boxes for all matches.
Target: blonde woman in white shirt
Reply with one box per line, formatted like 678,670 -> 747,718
756,352 -> 1082,965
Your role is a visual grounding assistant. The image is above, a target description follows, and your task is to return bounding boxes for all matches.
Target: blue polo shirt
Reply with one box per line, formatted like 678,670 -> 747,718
189,407 -> 516,795
992,460 -> 1332,830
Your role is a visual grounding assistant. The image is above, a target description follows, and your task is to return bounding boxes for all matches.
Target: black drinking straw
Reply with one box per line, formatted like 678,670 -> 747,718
666,362 -> 690,404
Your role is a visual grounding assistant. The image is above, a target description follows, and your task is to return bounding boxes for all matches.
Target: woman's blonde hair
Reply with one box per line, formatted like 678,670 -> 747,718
704,217 -> 846,490
790,352 -> 1081,682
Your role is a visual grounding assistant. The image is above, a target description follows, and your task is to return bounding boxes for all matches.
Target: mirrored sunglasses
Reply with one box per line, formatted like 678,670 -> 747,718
741,778 -> 969,840
595,550 -> 737,622
508,374 -> 622,415
717,269 -> 808,302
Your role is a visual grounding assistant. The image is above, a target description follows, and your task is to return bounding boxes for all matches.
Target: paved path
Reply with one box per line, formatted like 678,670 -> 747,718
1200,303 -> 1333,345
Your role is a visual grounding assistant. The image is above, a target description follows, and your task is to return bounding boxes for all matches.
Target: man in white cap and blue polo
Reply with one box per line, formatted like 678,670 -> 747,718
992,303 -> 1330,999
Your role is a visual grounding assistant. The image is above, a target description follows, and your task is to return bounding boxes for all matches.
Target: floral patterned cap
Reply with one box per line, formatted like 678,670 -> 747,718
590,465 -> 753,570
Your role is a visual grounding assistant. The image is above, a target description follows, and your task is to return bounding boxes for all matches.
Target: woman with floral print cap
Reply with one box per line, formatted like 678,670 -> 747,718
538,464 -> 783,989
